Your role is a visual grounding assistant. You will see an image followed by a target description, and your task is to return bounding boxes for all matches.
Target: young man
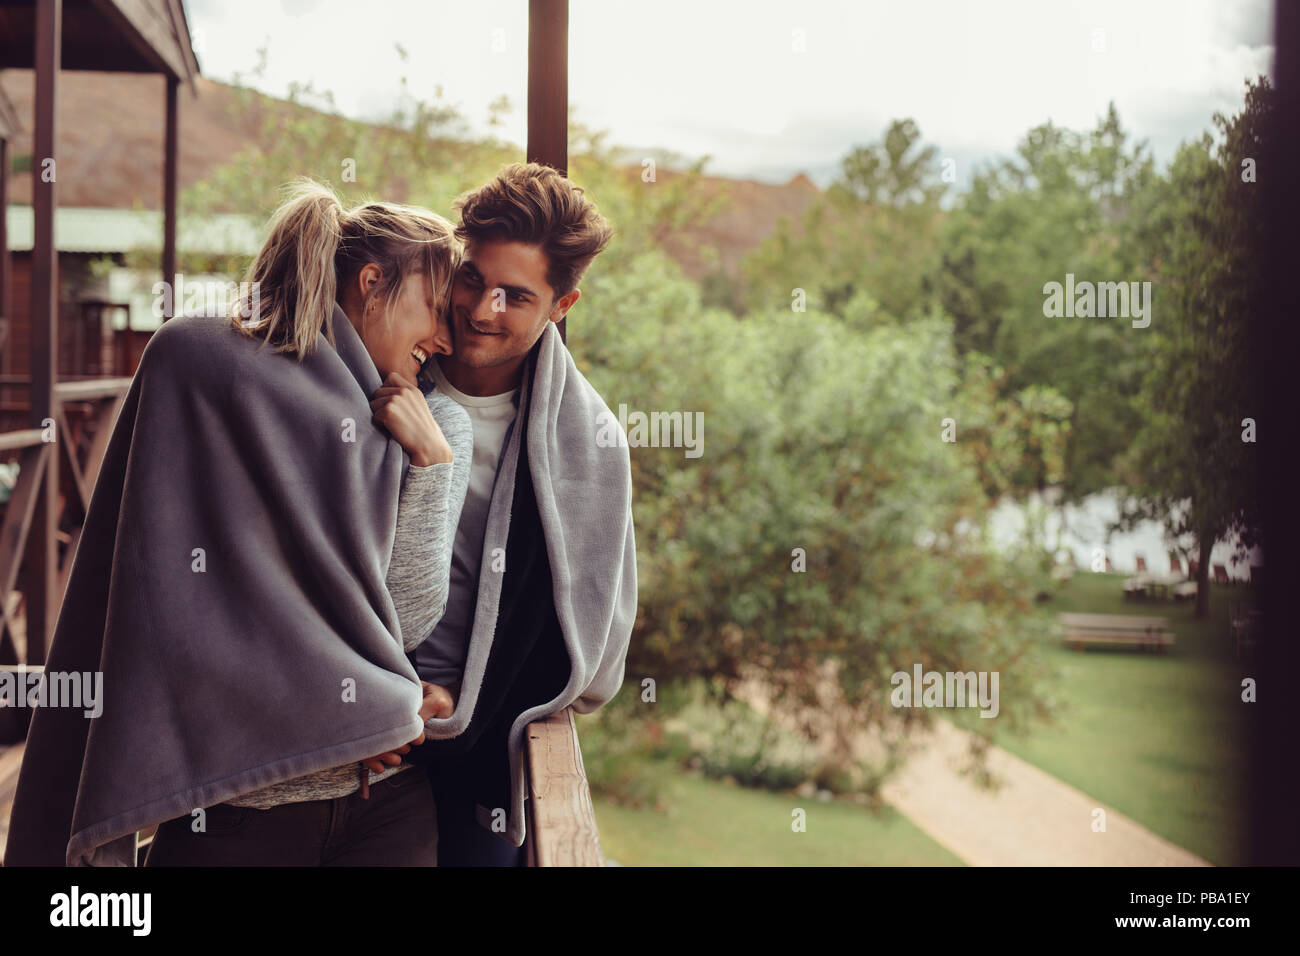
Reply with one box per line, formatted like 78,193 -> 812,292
408,162 -> 637,866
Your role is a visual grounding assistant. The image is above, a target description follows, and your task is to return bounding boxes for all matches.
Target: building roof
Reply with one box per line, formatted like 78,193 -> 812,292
0,0 -> 200,89
5,204 -> 261,255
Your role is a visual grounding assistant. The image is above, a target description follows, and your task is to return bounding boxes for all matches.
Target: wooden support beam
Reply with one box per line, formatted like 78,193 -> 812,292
163,74 -> 178,320
26,0 -> 62,667
54,378 -> 133,401
528,0 -> 569,344
56,406 -> 88,511
0,429 -> 45,453
80,392 -> 126,497
55,523 -> 81,601
0,136 -> 9,334
0,446 -> 49,649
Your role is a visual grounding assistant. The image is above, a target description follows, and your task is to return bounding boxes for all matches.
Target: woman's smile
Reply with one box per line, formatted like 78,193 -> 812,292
411,344 -> 429,376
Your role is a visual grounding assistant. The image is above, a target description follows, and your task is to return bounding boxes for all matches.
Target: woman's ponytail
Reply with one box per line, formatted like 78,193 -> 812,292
232,178 -> 346,356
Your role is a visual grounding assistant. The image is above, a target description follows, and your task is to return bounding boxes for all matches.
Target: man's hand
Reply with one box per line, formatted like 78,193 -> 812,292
359,682 -> 456,774
413,680 -> 456,729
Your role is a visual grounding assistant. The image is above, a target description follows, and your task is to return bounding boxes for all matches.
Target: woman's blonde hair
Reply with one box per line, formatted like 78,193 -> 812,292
232,178 -> 460,357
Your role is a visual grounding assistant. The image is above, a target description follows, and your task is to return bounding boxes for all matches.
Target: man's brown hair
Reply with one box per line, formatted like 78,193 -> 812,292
453,162 -> 613,301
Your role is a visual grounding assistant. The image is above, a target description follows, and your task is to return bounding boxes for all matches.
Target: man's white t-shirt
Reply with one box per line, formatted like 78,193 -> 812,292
412,356 -> 518,689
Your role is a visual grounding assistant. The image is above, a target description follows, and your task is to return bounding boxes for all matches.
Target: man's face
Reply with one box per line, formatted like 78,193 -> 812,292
446,239 -> 572,379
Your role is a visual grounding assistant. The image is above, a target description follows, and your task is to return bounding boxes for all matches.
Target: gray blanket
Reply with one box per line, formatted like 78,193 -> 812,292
416,320 -> 638,849
4,305 -> 427,866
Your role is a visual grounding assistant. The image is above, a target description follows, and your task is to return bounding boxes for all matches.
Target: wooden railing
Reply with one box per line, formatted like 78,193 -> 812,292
0,378 -> 132,671
524,707 -> 605,866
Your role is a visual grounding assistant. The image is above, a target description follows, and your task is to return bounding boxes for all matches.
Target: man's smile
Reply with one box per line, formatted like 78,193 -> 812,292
462,316 -> 504,337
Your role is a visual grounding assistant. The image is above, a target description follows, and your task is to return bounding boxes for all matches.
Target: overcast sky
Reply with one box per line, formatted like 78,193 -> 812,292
184,0 -> 1275,188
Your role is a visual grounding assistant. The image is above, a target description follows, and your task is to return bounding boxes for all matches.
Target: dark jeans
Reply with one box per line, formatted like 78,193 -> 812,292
428,765 -> 525,867
143,768 -> 437,867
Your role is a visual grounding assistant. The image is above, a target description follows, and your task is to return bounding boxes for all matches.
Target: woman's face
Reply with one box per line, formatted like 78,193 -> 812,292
359,268 -> 453,381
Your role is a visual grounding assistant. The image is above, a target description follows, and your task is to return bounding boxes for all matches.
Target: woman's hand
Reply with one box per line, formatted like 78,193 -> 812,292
370,372 -> 453,466
359,682 -> 457,774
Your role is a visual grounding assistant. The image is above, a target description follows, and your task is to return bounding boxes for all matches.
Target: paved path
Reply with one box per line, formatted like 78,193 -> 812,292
879,718 -> 1209,866
733,673 -> 1208,866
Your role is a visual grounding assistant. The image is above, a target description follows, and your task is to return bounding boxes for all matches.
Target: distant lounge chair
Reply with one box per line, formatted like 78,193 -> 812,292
1173,580 -> 1198,601
1137,552 -> 1185,600
1124,571 -> 1160,600
1229,601 -> 1262,657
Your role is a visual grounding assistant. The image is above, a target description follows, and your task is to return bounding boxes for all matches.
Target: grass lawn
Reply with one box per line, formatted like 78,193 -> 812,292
983,572 -> 1255,865
584,572 -> 1253,866
592,762 -> 964,866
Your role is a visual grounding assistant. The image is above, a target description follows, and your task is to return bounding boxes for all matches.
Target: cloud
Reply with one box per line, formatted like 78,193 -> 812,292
185,0 -> 1275,186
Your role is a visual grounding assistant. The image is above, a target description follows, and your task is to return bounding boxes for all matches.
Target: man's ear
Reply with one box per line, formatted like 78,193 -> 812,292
549,289 -> 581,323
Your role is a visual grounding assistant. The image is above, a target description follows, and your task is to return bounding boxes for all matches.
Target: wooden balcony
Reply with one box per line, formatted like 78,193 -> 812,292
524,707 -> 605,866
1,706 -> 605,866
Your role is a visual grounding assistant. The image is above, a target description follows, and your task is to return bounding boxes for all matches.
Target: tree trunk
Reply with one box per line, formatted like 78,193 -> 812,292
1194,534 -> 1213,619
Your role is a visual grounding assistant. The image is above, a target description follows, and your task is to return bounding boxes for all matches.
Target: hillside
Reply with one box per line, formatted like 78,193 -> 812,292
0,69 -> 819,278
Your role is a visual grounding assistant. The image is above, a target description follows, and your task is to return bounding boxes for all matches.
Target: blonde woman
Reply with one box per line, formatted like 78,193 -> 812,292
4,180 -> 471,867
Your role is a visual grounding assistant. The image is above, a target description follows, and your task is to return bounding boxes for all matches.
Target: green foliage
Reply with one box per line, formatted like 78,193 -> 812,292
577,684 -> 685,811
1115,78 -> 1267,616
672,690 -> 817,793
953,353 -> 1074,500
573,251 -> 1058,770
741,119 -> 948,324
933,103 -> 1157,500
582,677 -> 904,805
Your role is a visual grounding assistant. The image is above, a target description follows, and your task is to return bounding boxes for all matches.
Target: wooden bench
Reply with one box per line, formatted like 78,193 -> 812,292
1058,613 -> 1175,653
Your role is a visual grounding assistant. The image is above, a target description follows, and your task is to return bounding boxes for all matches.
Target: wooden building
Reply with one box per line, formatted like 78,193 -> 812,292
0,0 -> 200,682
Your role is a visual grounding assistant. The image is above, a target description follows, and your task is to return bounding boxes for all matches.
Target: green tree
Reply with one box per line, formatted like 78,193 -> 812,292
575,251 -> 1059,778
741,119 -> 948,325
933,103 -> 1158,501
1116,79 -> 1268,618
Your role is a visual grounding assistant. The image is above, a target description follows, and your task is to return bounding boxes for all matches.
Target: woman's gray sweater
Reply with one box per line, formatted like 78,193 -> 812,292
227,390 -> 473,808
